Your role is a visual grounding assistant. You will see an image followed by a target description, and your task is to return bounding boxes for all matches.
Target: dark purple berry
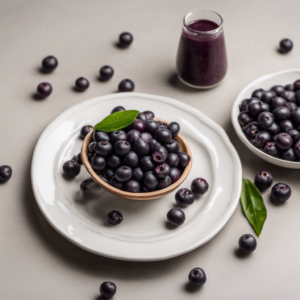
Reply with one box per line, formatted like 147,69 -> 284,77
167,208 -> 185,226
0,165 -> 12,183
279,120 -> 293,133
271,183 -> 291,202
239,98 -> 252,111
118,79 -> 134,92
280,148 -> 296,161
148,139 -> 159,151
130,119 -> 145,133
123,151 -> 139,168
271,97 -> 287,109
88,142 -> 96,153
157,176 -> 172,190
285,84 -> 295,91
247,101 -> 265,117
100,65 -> 114,81
267,122 -> 280,136
152,145 -> 168,163
255,131 -> 271,148
279,39 -> 293,53
169,167 -> 181,183
111,106 -> 125,114
119,32 -> 133,47
243,122 -> 260,138
261,91 -> 275,105
63,160 -> 81,177
143,111 -> 155,120
288,129 -> 300,144
127,129 -> 142,144
281,91 -> 296,102
75,153 -> 82,165
124,180 -> 140,193
239,234 -> 257,254
164,139 -> 180,153
263,142 -> 278,156
102,168 -> 115,181
276,133 -> 293,150
191,178 -> 209,196
177,152 -> 191,168
140,156 -> 154,171
238,111 -> 254,127
167,122 -> 180,137
251,88 -> 264,99
75,77 -> 89,91
93,130 -> 110,142
136,112 -> 147,122
254,171 -> 273,190
144,120 -> 160,135
257,112 -> 274,129
42,55 -> 58,72
115,166 -> 132,182
133,138 -> 149,156
155,129 -> 172,143
165,153 -> 179,167
141,132 -> 153,143
107,154 -> 121,169
287,102 -> 298,112
294,80 -> 300,91
110,130 -> 127,144
107,211 -> 123,226
175,188 -> 194,208
188,268 -> 206,287
154,163 -> 170,179
37,82 -> 52,97
91,156 -> 106,171
143,171 -> 158,190
114,140 -> 131,156
132,167 -> 144,182
271,85 -> 285,96
110,177 -> 123,189
295,140 -> 300,158
80,125 -> 93,139
291,107 -> 300,126
94,141 -> 113,156
272,106 -> 291,122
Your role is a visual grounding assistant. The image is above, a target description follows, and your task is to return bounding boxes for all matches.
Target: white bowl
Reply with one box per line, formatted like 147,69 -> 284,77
231,69 -> 300,169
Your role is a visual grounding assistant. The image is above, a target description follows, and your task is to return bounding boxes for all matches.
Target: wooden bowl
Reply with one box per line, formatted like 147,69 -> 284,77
81,118 -> 192,200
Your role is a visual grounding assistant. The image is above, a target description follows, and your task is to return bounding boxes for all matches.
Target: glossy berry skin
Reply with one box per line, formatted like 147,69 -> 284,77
37,82 -> 52,97
0,165 -> 12,183
100,65 -> 114,81
124,180 -> 140,192
288,129 -> 300,144
155,163 -> 170,179
238,111 -> 254,127
75,77 -> 89,91
110,177 -> 123,189
279,39 -> 293,53
141,132 -> 153,143
144,120 -> 160,135
114,140 -> 131,156
169,167 -> 181,183
132,167 -> 144,182
130,119 -> 145,133
188,268 -> 206,287
239,98 -> 252,111
175,188 -> 194,208
281,91 -> 296,102
287,102 -> 298,112
136,112 -> 147,122
148,139 -> 159,151
191,178 -> 209,196
280,148 -> 296,161
295,140 -> 300,158
91,156 -> 106,171
107,154 -> 121,169
279,120 -> 293,133
102,168 -> 115,181
271,183 -> 291,202
251,88 -> 264,99
164,140 -> 179,153
157,176 -> 172,190
93,130 -> 110,143
143,171 -> 158,190
118,79 -> 135,92
111,106 -> 125,114
133,138 -> 149,156
99,282 -> 116,300
177,152 -> 191,168
41,55 -> 58,72
267,122 -> 280,136
263,142 -> 278,156
255,131 -> 271,148
275,133 -> 293,150
80,125 -> 93,139
63,160 -> 81,177
88,142 -> 96,153
285,84 -> 295,91
243,122 -> 260,138
272,106 -> 291,122
271,97 -> 287,109
152,145 -> 168,163
291,108 -> 300,126
271,85 -> 285,96
167,208 -> 185,226
107,211 -> 123,226
247,101 -> 264,118
261,91 -> 275,105
139,156 -> 154,171
239,234 -> 257,254
110,130 -> 127,144
94,141 -> 113,156
155,129 -> 172,143
119,32 -> 133,47
80,178 -> 95,191
115,166 -> 132,182
254,171 -> 273,190
257,112 -> 274,129
143,111 -> 155,120
123,151 -> 139,168
165,153 -> 179,167
294,80 -> 300,91
167,122 -> 180,137
127,129 -> 141,144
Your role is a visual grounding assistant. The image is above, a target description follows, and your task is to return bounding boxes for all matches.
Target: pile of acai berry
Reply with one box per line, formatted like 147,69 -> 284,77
238,79 -> 300,161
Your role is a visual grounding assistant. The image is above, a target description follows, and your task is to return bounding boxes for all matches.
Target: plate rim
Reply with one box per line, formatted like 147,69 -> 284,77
231,69 -> 300,169
31,92 -> 242,261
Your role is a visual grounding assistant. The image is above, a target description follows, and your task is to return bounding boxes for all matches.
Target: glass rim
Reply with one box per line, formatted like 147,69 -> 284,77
183,9 -> 223,35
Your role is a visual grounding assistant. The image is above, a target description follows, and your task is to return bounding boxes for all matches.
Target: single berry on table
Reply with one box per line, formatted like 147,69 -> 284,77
271,183 -> 291,202
167,208 -> 185,226
119,32 -> 133,47
118,79 -> 135,92
254,171 -> 273,190
75,77 -> 89,91
191,178 -> 209,196
37,82 -> 52,97
188,268 -> 207,287
41,55 -> 58,72
175,188 -> 194,208
238,234 -> 257,254
279,38 -> 293,53
107,211 -> 123,226
0,165 -> 12,183
100,65 -> 114,81
63,160 -> 81,177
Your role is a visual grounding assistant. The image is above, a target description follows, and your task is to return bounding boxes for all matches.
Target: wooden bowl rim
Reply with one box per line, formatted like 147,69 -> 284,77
81,118 -> 192,200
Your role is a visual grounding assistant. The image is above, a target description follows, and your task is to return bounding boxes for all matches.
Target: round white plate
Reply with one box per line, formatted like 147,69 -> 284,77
232,69 -> 300,169
31,93 -> 242,261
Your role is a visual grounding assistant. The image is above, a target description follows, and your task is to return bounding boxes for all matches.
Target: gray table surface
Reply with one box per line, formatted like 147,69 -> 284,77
1,0 -> 300,299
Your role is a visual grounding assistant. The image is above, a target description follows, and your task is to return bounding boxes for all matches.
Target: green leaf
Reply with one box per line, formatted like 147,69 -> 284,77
240,179 -> 267,237
94,110 -> 139,132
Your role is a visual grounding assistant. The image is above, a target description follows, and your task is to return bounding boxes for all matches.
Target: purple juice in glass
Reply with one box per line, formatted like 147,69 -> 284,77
176,10 -> 228,89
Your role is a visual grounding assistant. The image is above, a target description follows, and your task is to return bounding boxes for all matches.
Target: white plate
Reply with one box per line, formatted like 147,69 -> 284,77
31,93 -> 242,261
232,69 -> 300,169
